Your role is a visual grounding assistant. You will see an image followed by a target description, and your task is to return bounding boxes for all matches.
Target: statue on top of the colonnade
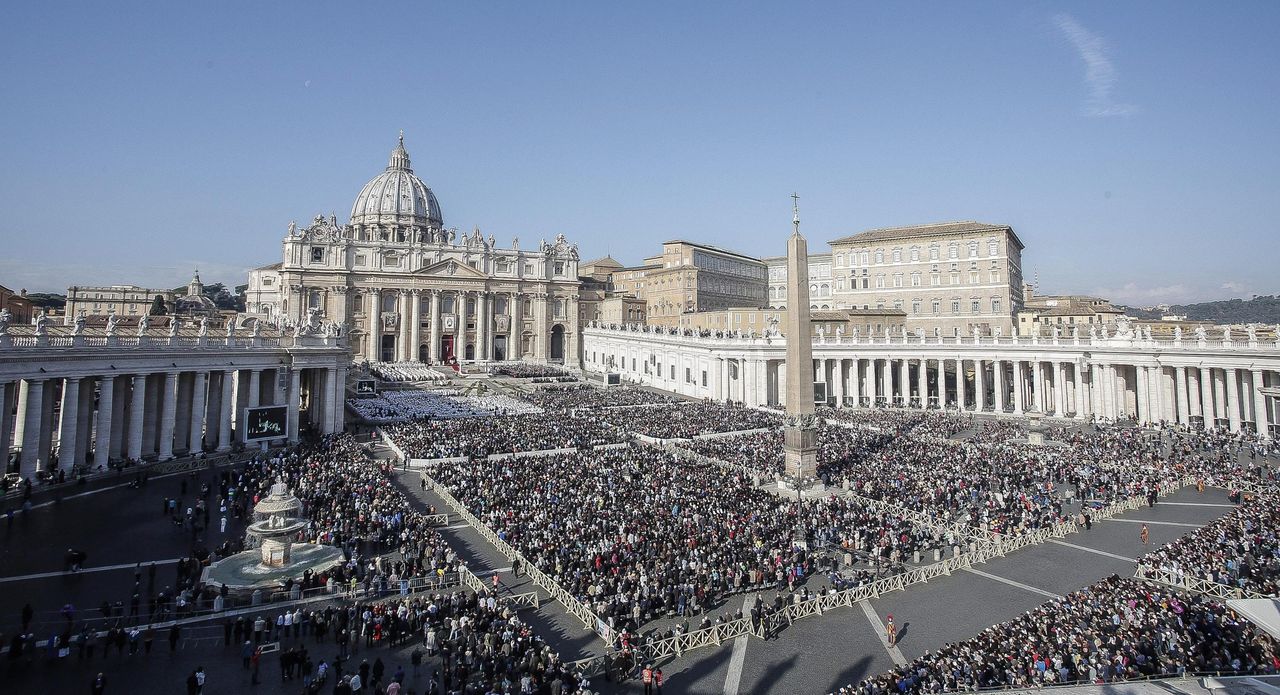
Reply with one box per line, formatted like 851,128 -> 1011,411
168,317 -> 181,338
137,313 -> 150,336
105,311 -> 120,336
33,311 -> 48,336
72,313 -> 86,336
198,316 -> 209,338
0,308 -> 10,336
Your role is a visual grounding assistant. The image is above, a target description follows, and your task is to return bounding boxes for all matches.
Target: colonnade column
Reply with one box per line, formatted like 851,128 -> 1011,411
188,371 -> 207,454
956,359 -> 967,410
881,359 -> 892,406
428,290 -> 442,363
1030,360 -> 1044,413
1012,361 -> 1025,414
848,358 -> 861,407
94,376 -> 114,468
476,291 -> 489,361
1053,362 -> 1067,416
126,374 -> 147,461
833,359 -> 845,407
974,359 -> 986,412
396,290 -> 410,362
1075,361 -> 1088,419
18,379 -> 45,476
916,358 -> 927,408
157,372 -> 178,461
994,360 -> 1005,412
216,370 -> 233,452
1251,369 -> 1269,438
864,359 -> 876,406
1225,369 -> 1242,433
898,359 -> 909,407
1198,366 -> 1213,428
410,289 -> 422,363
57,378 -> 81,472
287,368 -> 301,444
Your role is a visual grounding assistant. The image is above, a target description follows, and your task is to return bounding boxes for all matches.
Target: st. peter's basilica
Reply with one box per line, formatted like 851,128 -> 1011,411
245,134 -> 582,366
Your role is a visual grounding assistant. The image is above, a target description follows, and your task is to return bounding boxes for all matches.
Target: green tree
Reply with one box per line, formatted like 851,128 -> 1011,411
149,294 -> 168,316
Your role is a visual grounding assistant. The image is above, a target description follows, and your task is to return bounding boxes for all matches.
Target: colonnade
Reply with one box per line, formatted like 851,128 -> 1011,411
582,325 -> 1280,438
1,365 -> 347,479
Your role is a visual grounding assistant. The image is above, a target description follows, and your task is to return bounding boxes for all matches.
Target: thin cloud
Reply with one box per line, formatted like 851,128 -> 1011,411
1053,13 -> 1137,117
1090,282 -> 1190,304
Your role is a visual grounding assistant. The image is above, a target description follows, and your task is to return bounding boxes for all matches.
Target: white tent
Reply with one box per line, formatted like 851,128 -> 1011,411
1226,598 -> 1280,640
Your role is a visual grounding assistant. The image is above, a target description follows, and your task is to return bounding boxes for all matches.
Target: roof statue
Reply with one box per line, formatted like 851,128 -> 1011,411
72,313 -> 85,336
33,311 -> 48,336
105,311 -> 120,336
0,308 -> 9,336
137,313 -> 150,335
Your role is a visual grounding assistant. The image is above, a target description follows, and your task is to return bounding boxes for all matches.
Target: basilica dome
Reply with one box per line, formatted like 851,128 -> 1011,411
349,133 -> 443,228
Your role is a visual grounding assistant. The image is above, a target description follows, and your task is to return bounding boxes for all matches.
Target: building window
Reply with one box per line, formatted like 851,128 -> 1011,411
891,249 -> 901,263
554,261 -> 565,275
875,275 -> 885,289
929,246 -> 939,261
950,272 -> 960,285
990,270 -> 1000,283
262,277 -> 274,286
911,300 -> 921,314
702,371 -> 708,387
968,241 -> 978,257
992,298 -> 1001,313
970,271 -> 979,284
909,247 -> 919,262
988,239 -> 998,256
951,299 -> 961,313
874,250 -> 884,264
911,273 -> 921,287
931,299 -> 940,314
948,243 -> 958,259
971,299 -> 981,313
892,274 -> 902,288
311,247 -> 325,263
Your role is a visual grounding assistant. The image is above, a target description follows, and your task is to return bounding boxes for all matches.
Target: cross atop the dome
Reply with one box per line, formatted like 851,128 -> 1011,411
398,130 -> 404,146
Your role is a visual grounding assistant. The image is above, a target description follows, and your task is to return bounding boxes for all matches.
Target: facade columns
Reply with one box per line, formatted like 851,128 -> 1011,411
94,376 -> 114,468
1075,361 -> 1088,419
1199,366 -> 1213,428
833,358 -> 845,406
1030,359 -> 1044,413
410,289 -> 422,363
57,378 -> 81,472
1136,367 -> 1151,424
898,358 -> 909,407
1225,368 -> 1242,433
956,359 -> 967,410
396,290 -> 410,362
368,289 -> 382,362
916,358 -> 927,408
476,291 -> 489,361
157,371 -> 179,461
428,289 -> 442,363
881,358 -> 892,406
287,368 -> 301,444
973,359 -> 985,412
848,358 -> 861,407
126,374 -> 147,461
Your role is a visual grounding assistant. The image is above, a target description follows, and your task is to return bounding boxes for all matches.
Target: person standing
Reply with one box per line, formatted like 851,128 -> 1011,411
1140,524 -> 1149,545
885,614 -> 897,646
91,673 -> 107,695
642,663 -> 654,695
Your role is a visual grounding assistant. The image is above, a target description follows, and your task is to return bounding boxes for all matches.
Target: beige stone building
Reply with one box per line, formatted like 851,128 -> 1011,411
65,284 -> 175,323
246,135 -> 582,365
1016,284 -> 1125,335
608,240 -> 767,326
764,253 -> 834,309
0,285 -> 35,324
828,221 -> 1025,336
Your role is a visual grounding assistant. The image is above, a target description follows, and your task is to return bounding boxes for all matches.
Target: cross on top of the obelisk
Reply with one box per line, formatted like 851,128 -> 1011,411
791,192 -> 801,233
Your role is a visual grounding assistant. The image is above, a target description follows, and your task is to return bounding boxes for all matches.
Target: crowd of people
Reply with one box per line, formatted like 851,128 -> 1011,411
1137,494 -> 1280,596
597,401 -> 782,439
385,413 -> 627,459
348,390 -> 542,422
422,445 -> 956,635
493,364 -> 571,379
520,384 -> 680,411
844,575 -> 1278,693
367,363 -> 451,383
681,426 -> 898,479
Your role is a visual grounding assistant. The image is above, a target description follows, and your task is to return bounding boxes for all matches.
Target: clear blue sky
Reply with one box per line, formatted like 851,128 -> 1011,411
2,1 -> 1277,305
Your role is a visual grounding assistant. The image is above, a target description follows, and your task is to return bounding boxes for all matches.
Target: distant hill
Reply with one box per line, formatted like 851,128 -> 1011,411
1123,295 -> 1280,324
25,292 -> 66,310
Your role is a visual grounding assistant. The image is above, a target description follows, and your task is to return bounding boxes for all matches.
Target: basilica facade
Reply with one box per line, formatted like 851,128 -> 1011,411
246,135 -> 582,366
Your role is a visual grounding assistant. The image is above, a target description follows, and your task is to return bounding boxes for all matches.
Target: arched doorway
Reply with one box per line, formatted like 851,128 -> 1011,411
380,335 -> 396,363
440,335 -> 455,363
464,343 -> 475,361
418,344 -> 429,363
493,336 -> 507,361
550,324 -> 565,362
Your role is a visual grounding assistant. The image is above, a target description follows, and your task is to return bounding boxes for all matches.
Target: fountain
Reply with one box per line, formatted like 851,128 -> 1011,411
201,479 -> 345,594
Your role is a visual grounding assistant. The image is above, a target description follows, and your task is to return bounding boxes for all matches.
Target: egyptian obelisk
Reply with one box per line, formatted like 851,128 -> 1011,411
783,194 -> 818,486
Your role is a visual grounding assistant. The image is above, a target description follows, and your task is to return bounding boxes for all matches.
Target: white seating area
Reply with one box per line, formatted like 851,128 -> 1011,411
347,389 -> 542,422
369,362 -> 451,383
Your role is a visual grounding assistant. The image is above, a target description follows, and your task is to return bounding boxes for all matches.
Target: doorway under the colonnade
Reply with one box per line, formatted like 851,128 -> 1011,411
493,336 -> 507,362
550,325 -> 565,362
418,344 -> 429,363
464,343 -> 474,361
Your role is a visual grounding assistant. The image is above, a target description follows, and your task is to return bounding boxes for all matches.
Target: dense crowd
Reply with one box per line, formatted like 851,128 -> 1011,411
424,446 -> 951,634
520,384 -> 681,411
682,426 -> 897,479
493,364 -> 571,379
1137,494 -> 1280,596
597,401 -> 782,439
385,413 -> 627,459
368,363 -> 450,383
818,408 -> 971,438
348,390 -> 542,422
844,575 -> 1278,693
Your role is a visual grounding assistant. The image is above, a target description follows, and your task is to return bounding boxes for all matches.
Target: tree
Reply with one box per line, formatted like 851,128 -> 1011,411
149,295 -> 168,316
